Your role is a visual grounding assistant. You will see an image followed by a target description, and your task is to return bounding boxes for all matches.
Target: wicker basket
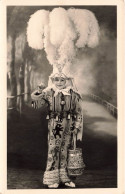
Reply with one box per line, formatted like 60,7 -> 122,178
67,134 -> 85,176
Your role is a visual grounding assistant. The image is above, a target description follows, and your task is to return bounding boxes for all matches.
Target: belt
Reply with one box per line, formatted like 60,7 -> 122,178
46,111 -> 77,120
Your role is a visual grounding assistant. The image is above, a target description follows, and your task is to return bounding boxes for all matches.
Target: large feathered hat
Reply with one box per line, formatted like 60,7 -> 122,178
27,7 -> 100,90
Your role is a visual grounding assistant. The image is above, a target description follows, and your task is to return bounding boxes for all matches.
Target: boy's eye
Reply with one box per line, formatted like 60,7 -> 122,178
54,77 -> 60,81
53,77 -> 66,82
60,79 -> 65,82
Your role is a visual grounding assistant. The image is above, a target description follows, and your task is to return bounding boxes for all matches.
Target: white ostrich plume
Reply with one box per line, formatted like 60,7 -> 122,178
27,7 -> 100,73
27,10 -> 49,49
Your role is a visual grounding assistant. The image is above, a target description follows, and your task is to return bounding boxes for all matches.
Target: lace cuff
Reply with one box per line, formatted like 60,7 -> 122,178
43,169 -> 59,185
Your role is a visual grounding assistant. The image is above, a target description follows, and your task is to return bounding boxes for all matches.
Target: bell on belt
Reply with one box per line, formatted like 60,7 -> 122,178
56,115 -> 58,121
68,114 -> 71,120
31,101 -> 34,107
74,115 -> 77,119
60,100 -> 65,105
46,115 -> 49,119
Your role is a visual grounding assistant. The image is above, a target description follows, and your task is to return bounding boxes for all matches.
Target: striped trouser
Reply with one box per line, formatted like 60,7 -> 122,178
43,119 -> 72,185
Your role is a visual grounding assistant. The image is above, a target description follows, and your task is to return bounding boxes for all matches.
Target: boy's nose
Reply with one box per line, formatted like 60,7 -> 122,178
58,80 -> 61,83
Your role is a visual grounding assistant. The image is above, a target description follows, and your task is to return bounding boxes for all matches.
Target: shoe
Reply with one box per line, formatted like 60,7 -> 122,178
48,183 -> 59,188
65,181 -> 75,187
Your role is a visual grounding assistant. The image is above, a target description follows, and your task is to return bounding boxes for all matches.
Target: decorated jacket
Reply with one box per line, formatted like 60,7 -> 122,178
31,86 -> 83,140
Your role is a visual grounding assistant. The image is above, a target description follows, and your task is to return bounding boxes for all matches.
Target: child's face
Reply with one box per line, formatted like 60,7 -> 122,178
53,77 -> 66,90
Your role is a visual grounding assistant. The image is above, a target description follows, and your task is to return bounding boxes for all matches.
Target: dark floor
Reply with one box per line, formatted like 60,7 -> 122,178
7,167 -> 117,189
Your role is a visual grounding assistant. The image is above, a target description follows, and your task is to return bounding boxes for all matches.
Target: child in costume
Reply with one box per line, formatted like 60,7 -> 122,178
31,68 -> 83,188
27,7 -> 100,189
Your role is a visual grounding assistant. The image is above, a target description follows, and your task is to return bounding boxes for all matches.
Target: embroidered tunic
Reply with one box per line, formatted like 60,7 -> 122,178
31,87 -> 83,185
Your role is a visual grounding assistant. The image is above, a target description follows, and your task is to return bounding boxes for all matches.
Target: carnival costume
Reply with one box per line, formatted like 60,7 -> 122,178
31,70 -> 83,187
27,8 -> 100,188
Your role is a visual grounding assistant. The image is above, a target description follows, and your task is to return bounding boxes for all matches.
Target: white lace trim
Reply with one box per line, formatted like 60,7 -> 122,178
59,168 -> 70,183
43,169 -> 59,185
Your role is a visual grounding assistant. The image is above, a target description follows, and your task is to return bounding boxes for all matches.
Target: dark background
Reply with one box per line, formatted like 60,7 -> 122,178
7,6 -> 117,188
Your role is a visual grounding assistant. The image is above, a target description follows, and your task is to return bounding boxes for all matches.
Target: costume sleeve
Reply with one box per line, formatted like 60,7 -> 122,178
31,89 -> 48,109
74,94 -> 83,140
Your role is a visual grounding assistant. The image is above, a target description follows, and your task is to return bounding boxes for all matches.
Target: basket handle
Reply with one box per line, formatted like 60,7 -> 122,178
73,133 -> 76,150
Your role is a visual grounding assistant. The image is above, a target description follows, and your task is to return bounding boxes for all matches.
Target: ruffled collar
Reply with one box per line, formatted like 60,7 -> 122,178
52,86 -> 72,96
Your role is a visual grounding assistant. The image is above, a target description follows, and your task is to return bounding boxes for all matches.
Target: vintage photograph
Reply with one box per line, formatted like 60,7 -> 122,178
7,5 -> 117,189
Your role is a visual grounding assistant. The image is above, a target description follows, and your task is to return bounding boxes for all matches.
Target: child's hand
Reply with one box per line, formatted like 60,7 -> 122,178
38,84 -> 46,93
38,84 -> 46,90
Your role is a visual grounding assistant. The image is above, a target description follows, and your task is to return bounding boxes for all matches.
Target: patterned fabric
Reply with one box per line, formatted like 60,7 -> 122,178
31,87 -> 83,185
43,169 -> 59,185
60,168 -> 71,183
